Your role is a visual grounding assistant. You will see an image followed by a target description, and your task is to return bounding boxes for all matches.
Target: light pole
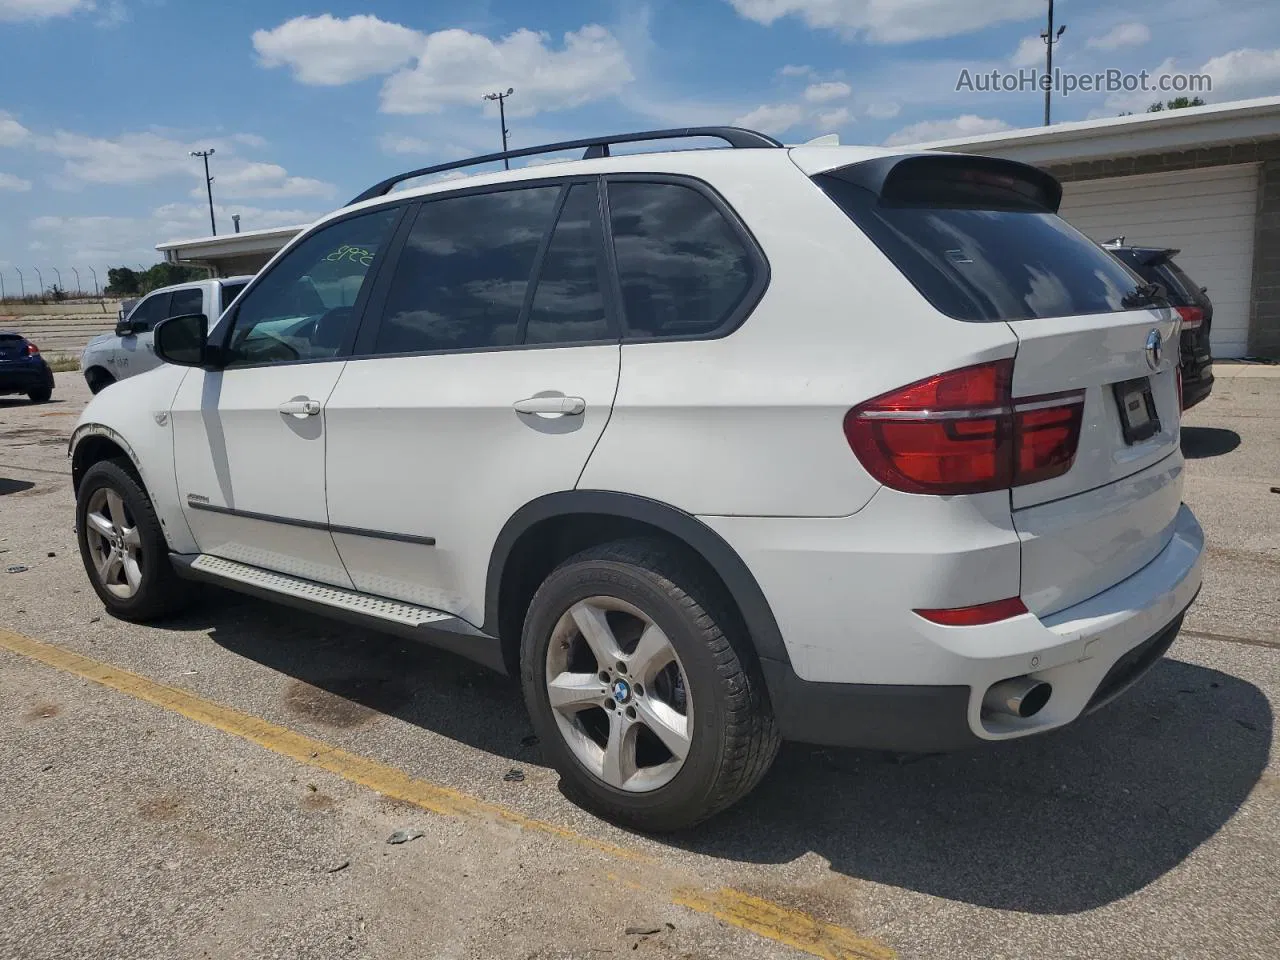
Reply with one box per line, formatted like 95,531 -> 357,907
15,267 -> 24,299
0,271 -> 5,301
53,267 -> 62,292
483,87 -> 514,168
89,266 -> 99,295
33,266 -> 44,298
72,267 -> 81,294
191,148 -> 217,235
1041,0 -> 1067,126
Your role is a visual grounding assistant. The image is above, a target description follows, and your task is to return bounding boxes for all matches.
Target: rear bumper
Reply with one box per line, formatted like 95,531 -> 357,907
706,502 -> 1204,751
1181,368 -> 1214,409
0,362 -> 53,394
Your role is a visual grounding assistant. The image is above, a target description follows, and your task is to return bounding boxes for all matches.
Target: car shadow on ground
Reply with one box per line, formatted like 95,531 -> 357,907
180,588 -> 1270,916
1181,426 -> 1242,459
0,478 -> 37,495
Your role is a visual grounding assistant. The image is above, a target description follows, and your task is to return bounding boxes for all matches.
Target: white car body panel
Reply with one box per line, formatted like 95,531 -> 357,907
324,346 -> 621,622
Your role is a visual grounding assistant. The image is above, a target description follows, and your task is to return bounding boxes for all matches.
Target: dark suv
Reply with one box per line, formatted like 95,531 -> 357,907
0,332 -> 54,403
1103,240 -> 1214,409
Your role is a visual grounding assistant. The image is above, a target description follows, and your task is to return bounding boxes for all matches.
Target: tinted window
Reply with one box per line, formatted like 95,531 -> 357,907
220,282 -> 248,314
607,182 -> 754,339
373,187 -> 560,354
817,172 -> 1144,323
225,207 -> 400,368
127,293 -> 170,332
526,184 -> 610,345
169,287 -> 204,318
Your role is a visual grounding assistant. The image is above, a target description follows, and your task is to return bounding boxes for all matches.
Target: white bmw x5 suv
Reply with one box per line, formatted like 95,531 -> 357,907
70,127 -> 1204,830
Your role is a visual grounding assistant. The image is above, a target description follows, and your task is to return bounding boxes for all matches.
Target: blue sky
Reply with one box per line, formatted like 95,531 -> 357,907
1,0 -> 1278,289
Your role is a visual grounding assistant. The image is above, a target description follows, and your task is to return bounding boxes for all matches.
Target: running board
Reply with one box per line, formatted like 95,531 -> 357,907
171,554 -> 506,674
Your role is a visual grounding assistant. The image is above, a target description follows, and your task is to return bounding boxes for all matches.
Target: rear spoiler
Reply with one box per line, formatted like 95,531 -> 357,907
818,153 -> 1063,213
1138,248 -> 1181,267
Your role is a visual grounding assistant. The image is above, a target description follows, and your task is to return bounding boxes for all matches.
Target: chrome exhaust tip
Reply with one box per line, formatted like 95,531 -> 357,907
983,676 -> 1052,719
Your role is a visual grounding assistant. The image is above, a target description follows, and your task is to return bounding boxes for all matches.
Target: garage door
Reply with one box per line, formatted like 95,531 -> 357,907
1060,165 -> 1258,358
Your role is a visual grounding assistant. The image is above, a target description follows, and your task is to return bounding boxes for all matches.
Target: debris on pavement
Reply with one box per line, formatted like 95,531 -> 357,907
503,768 -> 526,782
624,924 -> 664,936
6,565 -> 29,574
324,860 -> 350,874
386,829 -> 424,845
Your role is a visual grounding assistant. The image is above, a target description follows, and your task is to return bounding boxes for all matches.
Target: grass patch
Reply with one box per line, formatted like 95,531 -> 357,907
45,354 -> 81,373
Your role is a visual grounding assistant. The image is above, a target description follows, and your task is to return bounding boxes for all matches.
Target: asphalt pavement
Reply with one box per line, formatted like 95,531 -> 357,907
1,370 -> 1277,960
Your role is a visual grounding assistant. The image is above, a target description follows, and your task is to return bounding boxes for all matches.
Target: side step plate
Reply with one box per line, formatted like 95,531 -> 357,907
175,554 -> 506,673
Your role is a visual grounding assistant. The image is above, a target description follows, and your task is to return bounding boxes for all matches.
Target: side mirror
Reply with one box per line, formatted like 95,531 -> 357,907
153,313 -> 210,368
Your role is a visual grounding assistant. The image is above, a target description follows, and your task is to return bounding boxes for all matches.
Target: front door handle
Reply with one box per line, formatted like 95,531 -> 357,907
279,398 -> 321,418
513,396 -> 586,417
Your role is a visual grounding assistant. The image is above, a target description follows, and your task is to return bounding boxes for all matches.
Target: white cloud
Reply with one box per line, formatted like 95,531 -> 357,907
0,111 -> 31,146
884,114 -> 1012,146
732,103 -> 806,135
379,134 -> 434,156
1087,22 -> 1152,51
196,161 -> 333,200
381,25 -> 632,117
0,0 -> 90,21
804,80 -> 851,103
815,107 -> 851,128
725,0 -> 1042,43
865,101 -> 901,119
253,14 -> 424,86
232,133 -> 268,148
1012,35 -> 1043,68
779,63 -> 814,78
1199,46 -> 1280,98
0,171 -> 31,191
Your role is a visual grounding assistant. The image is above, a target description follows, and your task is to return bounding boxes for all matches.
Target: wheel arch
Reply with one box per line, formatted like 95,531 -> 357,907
70,424 -> 143,495
483,490 -> 792,680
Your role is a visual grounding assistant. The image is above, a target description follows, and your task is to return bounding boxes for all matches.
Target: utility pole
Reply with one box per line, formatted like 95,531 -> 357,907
483,88 -> 515,168
190,148 -> 217,235
1041,0 -> 1067,126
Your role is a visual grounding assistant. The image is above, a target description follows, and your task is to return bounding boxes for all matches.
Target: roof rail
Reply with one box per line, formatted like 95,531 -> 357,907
347,126 -> 784,206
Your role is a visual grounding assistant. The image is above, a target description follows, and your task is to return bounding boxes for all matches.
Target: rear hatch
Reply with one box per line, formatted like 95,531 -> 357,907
0,334 -> 28,363
807,151 -> 1185,618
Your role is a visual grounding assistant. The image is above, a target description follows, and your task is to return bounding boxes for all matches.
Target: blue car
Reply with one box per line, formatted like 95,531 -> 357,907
0,331 -> 55,403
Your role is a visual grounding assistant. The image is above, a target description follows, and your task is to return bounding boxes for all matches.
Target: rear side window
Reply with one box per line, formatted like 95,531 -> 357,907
220,282 -> 248,313
606,181 -> 755,339
816,170 -> 1144,323
374,186 -> 561,354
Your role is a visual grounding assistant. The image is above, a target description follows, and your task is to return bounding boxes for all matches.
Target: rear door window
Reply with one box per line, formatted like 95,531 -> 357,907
816,168 -> 1145,323
606,180 -> 757,339
524,184 -> 611,345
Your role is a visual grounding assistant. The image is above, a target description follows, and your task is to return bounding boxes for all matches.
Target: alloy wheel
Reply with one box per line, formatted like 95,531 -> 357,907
544,596 -> 694,793
83,487 -> 143,599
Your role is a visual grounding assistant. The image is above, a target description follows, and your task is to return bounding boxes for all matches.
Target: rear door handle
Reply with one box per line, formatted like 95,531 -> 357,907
279,398 -> 321,418
513,396 -> 586,417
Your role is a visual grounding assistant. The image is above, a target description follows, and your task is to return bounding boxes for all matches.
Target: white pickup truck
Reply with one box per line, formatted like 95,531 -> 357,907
80,276 -> 252,393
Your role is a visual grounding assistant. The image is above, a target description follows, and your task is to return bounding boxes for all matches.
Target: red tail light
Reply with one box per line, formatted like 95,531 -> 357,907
915,597 -> 1028,626
1175,306 -> 1203,330
26,342 -> 40,356
845,360 -> 1085,495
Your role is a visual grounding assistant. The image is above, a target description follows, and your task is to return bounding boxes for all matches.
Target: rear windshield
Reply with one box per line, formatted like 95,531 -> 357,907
1109,250 -> 1201,307
816,170 -> 1145,323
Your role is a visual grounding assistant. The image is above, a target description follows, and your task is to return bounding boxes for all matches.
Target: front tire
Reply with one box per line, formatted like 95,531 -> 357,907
85,368 -> 116,394
521,539 -> 779,831
76,458 -> 195,622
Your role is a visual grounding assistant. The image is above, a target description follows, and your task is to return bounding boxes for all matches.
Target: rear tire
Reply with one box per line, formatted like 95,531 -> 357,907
28,385 -> 52,403
521,538 -> 779,832
76,458 -> 195,622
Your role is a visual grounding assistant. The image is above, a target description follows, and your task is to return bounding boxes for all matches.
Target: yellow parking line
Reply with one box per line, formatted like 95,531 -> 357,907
1,627 -> 894,960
